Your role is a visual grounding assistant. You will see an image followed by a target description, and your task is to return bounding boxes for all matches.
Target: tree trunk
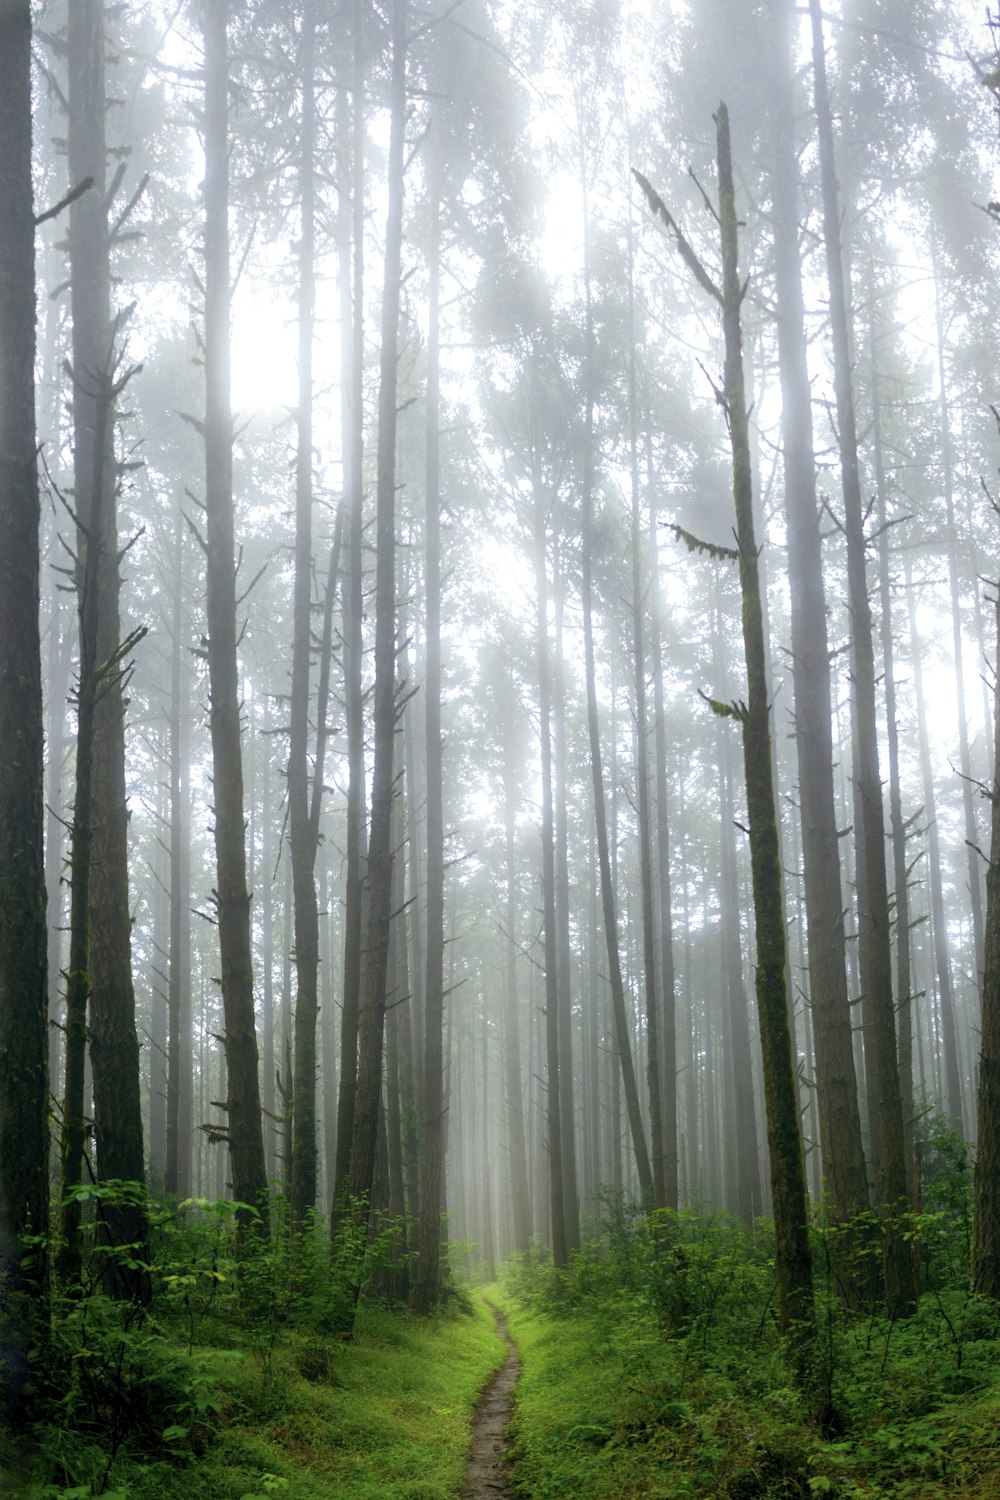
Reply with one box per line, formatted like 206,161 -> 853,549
202,0 -> 268,1237
413,151 -> 447,1313
646,429 -> 679,1211
579,192 -> 655,1209
289,2 -> 321,1235
347,0 -> 406,1228
871,334 -> 916,1197
766,0 -> 869,1230
0,0 -> 50,1409
332,0 -> 367,1223
809,0 -> 915,1315
904,553 -> 964,1134
973,423 -> 1000,1294
553,550 -> 580,1247
67,0 -> 150,1302
532,476 -> 568,1268
165,491 -> 193,1201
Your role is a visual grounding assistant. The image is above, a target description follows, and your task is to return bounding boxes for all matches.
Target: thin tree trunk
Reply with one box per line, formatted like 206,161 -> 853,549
871,333 -> 916,1196
764,0 -> 869,1230
933,248 -> 984,1024
289,2 -> 321,1235
532,476 -> 568,1268
973,418 -> 1000,1294
332,0 -> 367,1223
809,0 -> 915,1314
646,430 -> 679,1211
414,151 -> 447,1312
579,188 -> 654,1209
904,554 -> 964,1134
628,346 -> 665,1210
202,0 -> 268,1236
347,0 -> 405,1229
165,493 -> 193,1199
553,550 -> 580,1247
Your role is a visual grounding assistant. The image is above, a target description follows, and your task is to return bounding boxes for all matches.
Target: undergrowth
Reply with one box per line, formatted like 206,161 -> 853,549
500,1118 -> 1000,1498
10,1189 -> 504,1500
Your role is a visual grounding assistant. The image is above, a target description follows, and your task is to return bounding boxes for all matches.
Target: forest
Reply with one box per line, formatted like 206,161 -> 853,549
5,0 -> 1000,1495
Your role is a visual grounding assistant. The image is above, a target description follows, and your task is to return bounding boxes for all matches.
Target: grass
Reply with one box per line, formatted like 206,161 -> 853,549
21,1294 -> 506,1500
494,1261 -> 1000,1498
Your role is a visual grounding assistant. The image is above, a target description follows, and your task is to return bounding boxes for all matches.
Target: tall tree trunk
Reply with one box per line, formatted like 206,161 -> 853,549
871,334 -> 916,1196
289,2 -> 321,1235
766,0 -> 869,1230
715,101 -> 814,1365
165,492 -> 192,1200
532,475 -> 568,1268
414,150 -> 447,1313
502,712 -> 531,1259
637,103 -> 815,1367
67,0 -> 150,1302
717,626 -> 764,1228
973,419 -> 1000,1295
347,0 -> 405,1226
809,0 -> 915,1315
332,0 -> 367,1222
933,248 -> 984,1026
904,554 -> 964,1134
553,551 -> 580,1248
646,429 -> 679,1211
0,0 -> 50,1408
627,327 -> 665,1209
579,191 -> 654,1209
202,0 -> 268,1237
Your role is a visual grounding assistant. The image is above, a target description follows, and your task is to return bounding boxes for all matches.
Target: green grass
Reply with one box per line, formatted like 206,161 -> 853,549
496,1284 -> 1000,1499
23,1295 -> 506,1500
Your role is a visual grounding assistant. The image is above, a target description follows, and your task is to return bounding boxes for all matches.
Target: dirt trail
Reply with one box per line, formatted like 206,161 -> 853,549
461,1299 -> 520,1498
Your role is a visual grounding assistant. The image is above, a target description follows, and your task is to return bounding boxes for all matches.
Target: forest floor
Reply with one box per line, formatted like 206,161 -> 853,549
460,1300 -> 520,1498
13,1218 -> 1000,1498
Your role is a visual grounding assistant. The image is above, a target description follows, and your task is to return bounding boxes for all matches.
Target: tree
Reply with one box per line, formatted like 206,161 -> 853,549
288,0 -> 321,1237
769,0 -> 869,1232
347,0 -> 407,1227
810,0 -> 916,1314
636,101 -> 815,1379
66,0 -> 150,1303
202,0 -> 268,1237
0,0 -> 50,1415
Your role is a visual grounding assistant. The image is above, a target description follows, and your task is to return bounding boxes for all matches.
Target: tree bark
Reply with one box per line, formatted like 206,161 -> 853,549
332,0 -> 367,1224
347,0 -> 406,1229
414,149 -> 447,1312
765,0 -> 869,1230
203,0 -> 268,1237
809,0 -> 915,1315
973,421 -> 1000,1295
289,1 -> 321,1235
0,0 -> 50,1408
532,475 -> 568,1268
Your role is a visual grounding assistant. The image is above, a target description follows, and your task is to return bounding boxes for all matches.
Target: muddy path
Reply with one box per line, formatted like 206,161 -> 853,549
461,1300 -> 520,1498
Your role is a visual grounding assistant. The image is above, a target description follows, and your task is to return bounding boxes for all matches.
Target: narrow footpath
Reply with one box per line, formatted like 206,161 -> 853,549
461,1300 -> 520,1498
